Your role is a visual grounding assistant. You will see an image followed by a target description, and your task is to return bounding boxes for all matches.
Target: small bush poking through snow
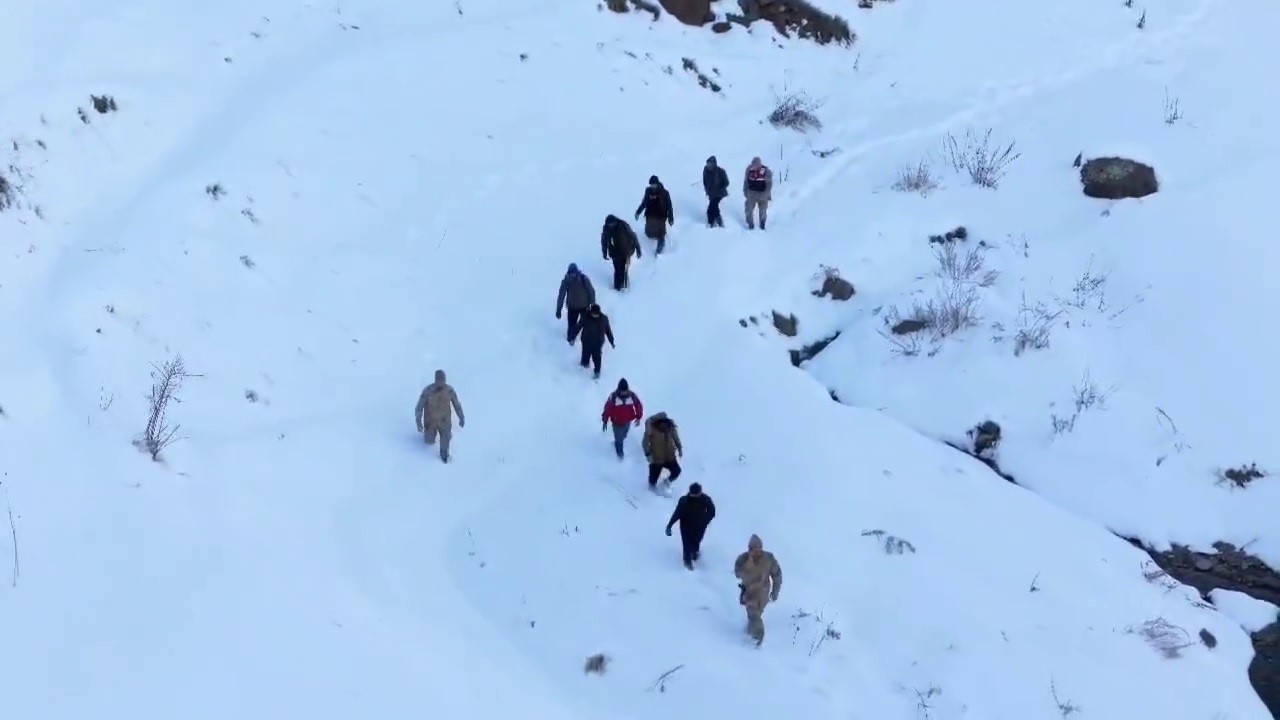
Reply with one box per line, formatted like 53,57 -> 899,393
942,128 -> 1021,189
1050,369 -> 1116,436
583,653 -> 610,674
933,243 -> 999,288
1010,293 -> 1063,356
767,87 -> 824,132
1217,463 -> 1266,489
135,355 -> 197,461
891,159 -> 939,195
1125,617 -> 1195,659
0,173 -> 13,212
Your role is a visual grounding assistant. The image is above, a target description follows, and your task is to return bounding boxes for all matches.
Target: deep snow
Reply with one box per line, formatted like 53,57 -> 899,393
0,0 -> 1273,717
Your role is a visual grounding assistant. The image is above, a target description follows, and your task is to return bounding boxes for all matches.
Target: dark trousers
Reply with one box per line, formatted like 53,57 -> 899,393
644,216 -> 667,254
580,343 -> 602,374
680,525 -> 707,564
706,196 -> 724,226
565,307 -> 583,341
610,256 -> 630,291
647,461 -> 681,486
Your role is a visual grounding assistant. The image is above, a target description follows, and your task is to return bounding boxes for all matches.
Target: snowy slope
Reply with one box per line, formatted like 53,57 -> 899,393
796,0 -> 1280,567
0,0 -> 1271,718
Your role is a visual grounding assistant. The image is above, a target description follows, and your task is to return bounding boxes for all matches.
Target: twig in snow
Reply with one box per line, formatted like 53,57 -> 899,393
647,664 -> 685,692
1050,680 -> 1081,716
1,482 -> 18,587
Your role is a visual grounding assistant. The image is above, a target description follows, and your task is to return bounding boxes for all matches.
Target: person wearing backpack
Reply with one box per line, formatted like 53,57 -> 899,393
601,214 -> 642,291
743,157 -> 773,230
555,263 -> 596,342
702,156 -> 730,228
634,175 -> 675,254
601,378 -> 644,458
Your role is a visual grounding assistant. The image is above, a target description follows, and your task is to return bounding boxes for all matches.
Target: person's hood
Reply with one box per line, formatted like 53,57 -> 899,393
566,262 -> 579,275
433,369 -> 447,384
604,214 -> 619,226
748,534 -> 763,551
648,174 -> 660,186
706,156 -> 717,166
749,156 -> 762,167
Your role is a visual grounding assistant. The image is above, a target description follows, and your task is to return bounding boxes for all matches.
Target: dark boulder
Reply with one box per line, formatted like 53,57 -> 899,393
1080,157 -> 1158,199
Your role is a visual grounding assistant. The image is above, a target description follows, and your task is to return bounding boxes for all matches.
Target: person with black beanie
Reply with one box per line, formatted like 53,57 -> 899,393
634,175 -> 674,254
665,482 -> 716,570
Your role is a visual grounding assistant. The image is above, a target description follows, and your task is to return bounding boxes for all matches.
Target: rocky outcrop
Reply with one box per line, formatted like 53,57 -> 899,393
789,331 -> 841,367
1080,157 -> 1159,199
1130,540 -> 1280,715
657,0 -> 713,25
733,0 -> 855,45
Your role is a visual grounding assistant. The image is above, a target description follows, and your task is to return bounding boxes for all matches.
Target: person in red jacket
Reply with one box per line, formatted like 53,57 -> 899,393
601,378 -> 644,459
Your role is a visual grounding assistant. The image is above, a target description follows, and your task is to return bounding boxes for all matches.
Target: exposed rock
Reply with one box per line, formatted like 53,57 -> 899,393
891,318 -> 928,335
928,225 -> 968,244
711,20 -> 733,32
735,0 -> 855,46
1133,539 -> 1280,715
771,310 -> 798,337
815,274 -> 855,301
605,0 -> 662,20
789,331 -> 841,367
1080,157 -> 1159,200
1199,628 -> 1218,648
968,420 -> 1001,457
655,0 -> 713,24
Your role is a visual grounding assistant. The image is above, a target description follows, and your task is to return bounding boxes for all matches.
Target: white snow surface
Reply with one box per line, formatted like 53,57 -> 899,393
0,0 -> 1274,718
1211,589 -> 1280,635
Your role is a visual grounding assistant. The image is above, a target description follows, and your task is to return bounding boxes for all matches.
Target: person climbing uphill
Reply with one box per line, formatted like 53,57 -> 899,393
641,411 -> 683,491
743,157 -> 773,230
733,534 -> 782,646
555,263 -> 596,342
665,482 -> 716,570
702,156 -> 730,228
568,303 -> 615,379
601,214 -> 642,291
414,369 -> 466,464
601,378 -> 644,458
634,175 -> 674,254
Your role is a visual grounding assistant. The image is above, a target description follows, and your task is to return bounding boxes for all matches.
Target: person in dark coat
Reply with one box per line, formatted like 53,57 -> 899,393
702,157 -> 730,228
568,303 -> 615,379
555,263 -> 596,342
601,214 -> 642,291
665,482 -> 716,570
634,175 -> 674,254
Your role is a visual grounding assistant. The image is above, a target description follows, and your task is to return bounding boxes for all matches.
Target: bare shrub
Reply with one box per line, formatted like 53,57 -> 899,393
1124,617 -> 1194,658
583,653 -> 610,674
933,243 -> 999,288
1217,462 -> 1266,490
135,355 -> 196,461
942,128 -> 1021,189
1050,369 -> 1117,436
892,159 -> 938,195
767,87 -> 824,132
0,173 -> 13,212
1163,89 -> 1183,125
861,529 -> 916,554
1060,256 -> 1109,310
1012,293 -> 1063,356
1050,681 -> 1081,717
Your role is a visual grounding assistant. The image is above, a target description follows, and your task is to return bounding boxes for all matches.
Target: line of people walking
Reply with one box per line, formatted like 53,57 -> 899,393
412,154 -> 783,645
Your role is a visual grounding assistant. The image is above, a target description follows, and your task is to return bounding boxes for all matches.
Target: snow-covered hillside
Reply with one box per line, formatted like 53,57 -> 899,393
0,0 -> 1273,717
